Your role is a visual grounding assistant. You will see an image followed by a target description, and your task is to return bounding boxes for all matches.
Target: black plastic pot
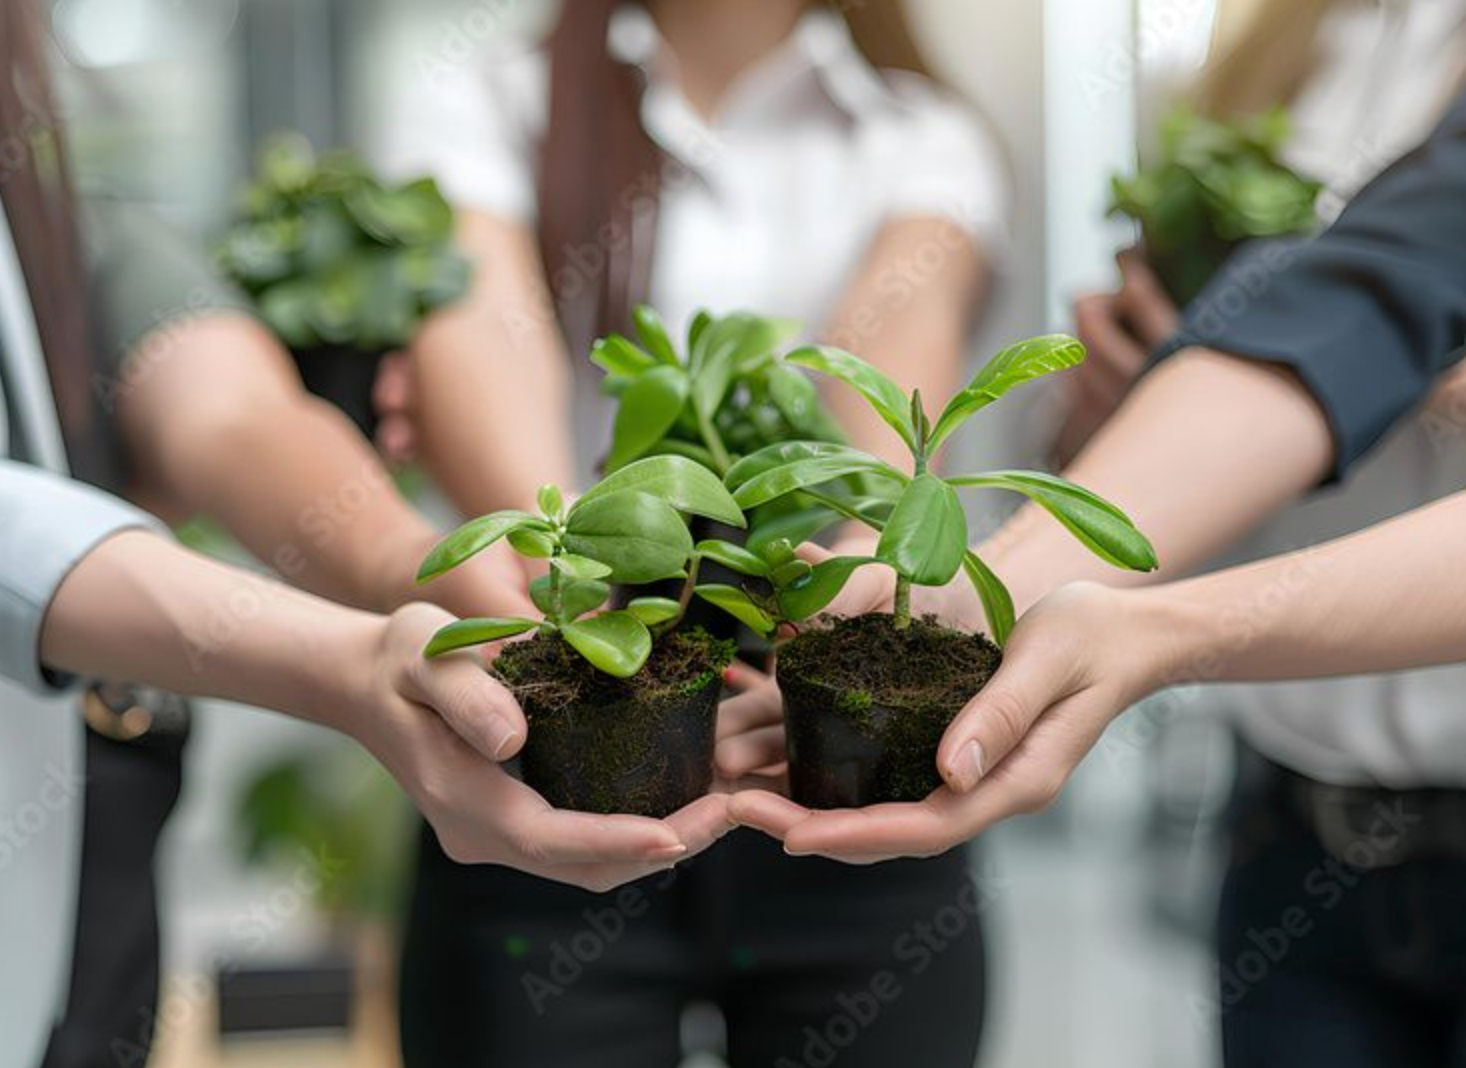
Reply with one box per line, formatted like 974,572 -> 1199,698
291,344 -> 385,438
507,671 -> 722,818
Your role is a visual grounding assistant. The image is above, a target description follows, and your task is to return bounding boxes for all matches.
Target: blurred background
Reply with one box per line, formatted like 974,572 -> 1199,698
43,0 -> 1237,1064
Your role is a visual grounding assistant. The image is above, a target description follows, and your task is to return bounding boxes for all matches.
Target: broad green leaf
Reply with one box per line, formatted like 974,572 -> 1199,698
766,363 -> 822,432
590,334 -> 657,377
732,454 -> 905,510
632,305 -> 681,366
561,612 -> 653,678
695,539 -> 770,577
626,596 -> 682,626
927,335 -> 1087,454
607,364 -> 689,470
725,441 -> 873,490
687,310 -> 712,354
537,483 -> 564,520
577,454 -> 746,529
530,575 -> 610,620
962,551 -> 1015,646
876,474 -> 968,586
779,556 -> 879,621
948,470 -> 1158,571
694,584 -> 777,637
746,506 -> 843,557
563,491 -> 693,583
552,553 -> 614,580
417,510 -> 547,582
424,617 -> 538,658
787,345 -> 917,453
507,527 -> 556,558
651,439 -> 719,470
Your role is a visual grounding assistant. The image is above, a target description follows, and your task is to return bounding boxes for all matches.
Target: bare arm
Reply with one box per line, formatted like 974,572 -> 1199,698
821,217 -> 985,469
117,313 -> 517,618
409,209 -> 576,512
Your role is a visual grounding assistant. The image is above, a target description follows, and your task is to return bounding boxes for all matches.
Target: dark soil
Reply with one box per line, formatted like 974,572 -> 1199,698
494,628 -> 735,817
777,614 -> 1002,807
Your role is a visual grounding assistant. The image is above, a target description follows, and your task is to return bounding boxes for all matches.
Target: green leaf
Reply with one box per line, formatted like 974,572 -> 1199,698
927,335 -> 1087,454
695,539 -> 771,577
787,345 -> 917,453
694,584 -> 777,637
626,597 -> 682,626
876,474 -> 968,586
962,551 -> 1015,646
765,363 -> 821,430
552,553 -> 614,580
536,484 -> 564,520
607,364 -> 690,471
778,556 -> 879,621
530,575 -> 610,620
947,470 -> 1158,571
417,510 -> 547,582
770,558 -> 813,588
507,528 -> 556,558
731,453 -> 905,510
563,491 -> 694,583
578,454 -> 747,529
560,612 -> 653,678
591,334 -> 658,377
424,617 -> 538,657
746,506 -> 843,557
632,305 -> 681,366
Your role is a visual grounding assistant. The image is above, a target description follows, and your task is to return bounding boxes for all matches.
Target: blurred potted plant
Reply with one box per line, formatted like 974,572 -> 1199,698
218,131 -> 471,435
1109,105 -> 1323,306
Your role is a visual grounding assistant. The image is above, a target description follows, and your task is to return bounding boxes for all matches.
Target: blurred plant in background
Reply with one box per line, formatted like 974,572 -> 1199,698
1109,105 -> 1323,305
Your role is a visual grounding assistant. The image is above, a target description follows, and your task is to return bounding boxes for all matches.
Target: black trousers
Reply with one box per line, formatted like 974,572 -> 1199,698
1217,747 -> 1466,1067
401,825 -> 987,1068
43,725 -> 186,1068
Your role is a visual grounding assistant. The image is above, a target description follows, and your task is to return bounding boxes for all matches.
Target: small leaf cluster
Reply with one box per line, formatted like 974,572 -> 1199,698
416,456 -> 751,678
1109,105 -> 1323,303
716,336 -> 1159,644
595,306 -> 847,475
219,131 -> 471,350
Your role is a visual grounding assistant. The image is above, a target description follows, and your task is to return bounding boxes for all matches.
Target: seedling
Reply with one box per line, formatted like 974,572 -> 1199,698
1109,105 -> 1322,304
721,336 -> 1159,645
594,305 -> 846,476
415,455 -> 758,677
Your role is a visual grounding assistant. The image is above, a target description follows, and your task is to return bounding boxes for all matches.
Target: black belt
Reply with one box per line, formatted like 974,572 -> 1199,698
1243,747 -> 1466,871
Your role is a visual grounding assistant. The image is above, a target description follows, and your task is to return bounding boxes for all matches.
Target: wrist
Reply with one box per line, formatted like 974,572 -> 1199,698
296,608 -> 387,737
1124,582 -> 1219,695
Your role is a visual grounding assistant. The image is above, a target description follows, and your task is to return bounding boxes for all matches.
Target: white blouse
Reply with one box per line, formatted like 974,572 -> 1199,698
377,5 -> 1009,484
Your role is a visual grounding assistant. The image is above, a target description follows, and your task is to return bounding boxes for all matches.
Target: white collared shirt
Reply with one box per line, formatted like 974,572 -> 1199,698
376,6 -> 1009,485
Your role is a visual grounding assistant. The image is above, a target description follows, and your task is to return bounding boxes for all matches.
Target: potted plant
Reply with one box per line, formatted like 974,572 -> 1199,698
712,337 -> 1159,808
218,131 -> 471,435
414,455 -> 769,817
1109,105 -> 1323,305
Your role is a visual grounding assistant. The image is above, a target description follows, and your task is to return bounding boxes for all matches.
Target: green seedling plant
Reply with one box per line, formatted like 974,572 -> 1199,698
1109,105 -> 1322,304
594,305 -> 847,476
718,336 -> 1160,645
415,455 -> 766,677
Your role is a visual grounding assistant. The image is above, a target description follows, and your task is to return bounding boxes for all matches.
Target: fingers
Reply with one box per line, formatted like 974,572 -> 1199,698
499,780 -> 687,865
717,726 -> 787,780
935,646 -> 1074,793
1115,249 -> 1180,347
728,790 -> 812,839
373,352 -> 412,413
409,646 -> 527,761
721,660 -> 770,694
662,793 -> 737,857
715,674 -> 787,779
1072,293 -> 1149,403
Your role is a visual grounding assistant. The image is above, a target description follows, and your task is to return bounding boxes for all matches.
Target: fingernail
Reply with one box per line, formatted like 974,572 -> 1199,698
783,845 -> 811,857
490,723 -> 523,761
652,843 -> 688,860
947,740 -> 985,793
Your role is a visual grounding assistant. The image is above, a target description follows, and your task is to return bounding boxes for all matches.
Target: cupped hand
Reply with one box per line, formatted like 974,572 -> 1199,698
730,582 -> 1165,862
349,603 -> 734,891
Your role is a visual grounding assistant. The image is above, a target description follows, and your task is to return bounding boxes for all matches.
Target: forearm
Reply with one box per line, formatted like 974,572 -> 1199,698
412,210 -> 576,512
120,315 -> 445,613
1137,490 -> 1466,687
821,218 -> 983,470
984,348 -> 1334,610
38,530 -> 374,731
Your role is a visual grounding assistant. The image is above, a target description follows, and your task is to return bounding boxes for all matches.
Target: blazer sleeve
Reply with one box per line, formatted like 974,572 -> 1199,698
1155,90 -> 1466,482
0,460 -> 163,694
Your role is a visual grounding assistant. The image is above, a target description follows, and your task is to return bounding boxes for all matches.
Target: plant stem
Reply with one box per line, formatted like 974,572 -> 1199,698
893,574 -> 912,631
696,409 -> 733,476
676,554 -> 703,621
548,558 -> 564,623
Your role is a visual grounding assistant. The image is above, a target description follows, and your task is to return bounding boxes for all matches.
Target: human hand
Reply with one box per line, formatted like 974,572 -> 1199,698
730,582 -> 1167,862
373,351 -> 417,464
341,603 -> 734,891
715,660 -> 788,791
